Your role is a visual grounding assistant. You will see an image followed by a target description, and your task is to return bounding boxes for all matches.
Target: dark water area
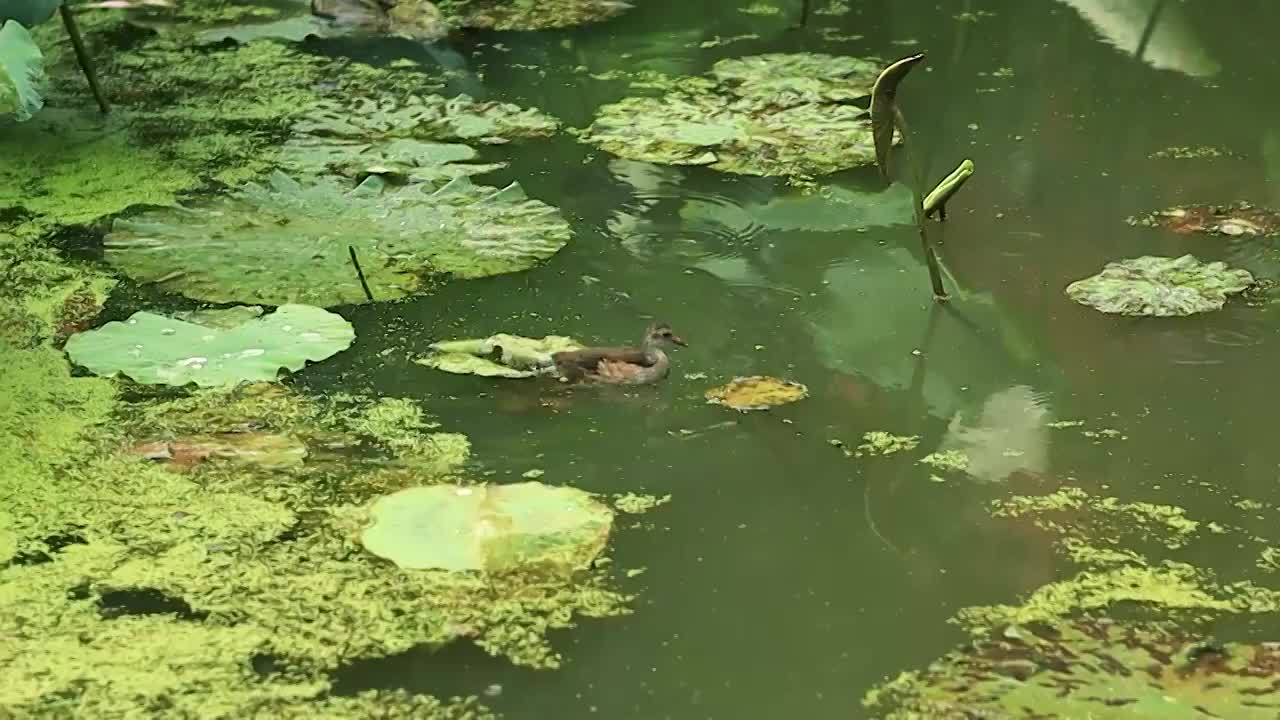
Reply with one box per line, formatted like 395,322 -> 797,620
276,0 -> 1280,717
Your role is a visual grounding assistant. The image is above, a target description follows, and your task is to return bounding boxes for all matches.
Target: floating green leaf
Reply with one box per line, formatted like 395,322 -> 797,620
581,53 -> 886,178
0,20 -> 45,122
866,618 -> 1280,718
681,182 -> 916,234
416,333 -> 582,378
64,304 -> 354,387
439,0 -> 631,30
1065,254 -> 1254,317
360,482 -> 613,573
0,0 -> 60,28
705,376 -> 809,411
104,172 -> 572,306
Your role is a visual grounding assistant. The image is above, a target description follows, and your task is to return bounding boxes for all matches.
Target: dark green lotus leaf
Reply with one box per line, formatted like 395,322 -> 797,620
710,53 -> 882,106
0,20 -> 45,122
0,0 -> 60,27
64,304 -> 354,387
582,53 -> 885,178
866,617 -> 1280,719
360,482 -> 613,573
104,171 -> 572,306
439,0 -> 631,30
279,95 -> 557,180
1065,254 -> 1254,317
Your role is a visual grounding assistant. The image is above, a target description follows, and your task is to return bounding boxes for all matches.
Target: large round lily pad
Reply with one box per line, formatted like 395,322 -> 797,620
0,20 -> 45,122
64,304 -> 354,387
866,618 -> 1280,718
360,482 -> 613,573
705,376 -> 809,411
1065,254 -> 1254,317
581,53 -> 885,179
104,171 -> 572,307
415,333 -> 582,378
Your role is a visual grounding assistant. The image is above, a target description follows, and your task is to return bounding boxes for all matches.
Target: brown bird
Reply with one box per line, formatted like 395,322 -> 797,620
552,323 -> 686,385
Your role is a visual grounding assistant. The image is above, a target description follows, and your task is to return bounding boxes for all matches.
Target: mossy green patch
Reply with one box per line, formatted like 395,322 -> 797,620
993,485 -> 1201,550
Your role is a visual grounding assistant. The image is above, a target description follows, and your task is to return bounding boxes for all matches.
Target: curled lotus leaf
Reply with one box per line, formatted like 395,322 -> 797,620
360,482 -> 613,573
0,20 -> 45,122
439,0 -> 632,30
1065,254 -> 1254,317
415,333 -> 582,378
705,376 -> 809,411
64,304 -> 354,387
1130,203 -> 1280,238
866,617 -> 1280,718
104,171 -> 572,307
582,91 -> 876,178
710,53 -> 882,106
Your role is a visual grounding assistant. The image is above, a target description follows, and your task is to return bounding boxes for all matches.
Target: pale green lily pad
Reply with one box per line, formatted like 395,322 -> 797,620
360,482 -> 613,572
439,0 -> 632,30
104,172 -> 572,306
865,618 -> 1280,718
581,53 -> 883,178
0,20 -> 45,122
415,333 -> 582,378
1065,254 -> 1254,317
64,304 -> 354,387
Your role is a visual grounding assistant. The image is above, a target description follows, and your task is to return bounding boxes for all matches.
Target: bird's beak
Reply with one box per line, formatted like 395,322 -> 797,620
671,335 -> 687,347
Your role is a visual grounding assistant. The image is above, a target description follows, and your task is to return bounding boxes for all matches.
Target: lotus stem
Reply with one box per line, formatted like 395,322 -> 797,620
923,159 -> 975,221
59,5 -> 109,114
348,246 -> 375,302
798,0 -> 810,27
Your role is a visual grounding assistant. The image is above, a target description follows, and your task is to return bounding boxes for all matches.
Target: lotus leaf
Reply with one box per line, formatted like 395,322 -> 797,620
133,0 -> 448,44
583,53 -> 888,178
705,376 -> 809,411
416,333 -> 582,378
313,0 -> 450,40
0,20 -> 44,122
1130,203 -> 1280,237
64,304 -> 354,387
1065,254 -> 1254,317
866,618 -> 1280,718
439,0 -> 632,30
0,0 -> 60,27
104,172 -> 572,306
710,53 -> 881,106
280,135 -> 504,183
293,96 -> 560,147
681,182 -> 916,234
360,482 -> 613,572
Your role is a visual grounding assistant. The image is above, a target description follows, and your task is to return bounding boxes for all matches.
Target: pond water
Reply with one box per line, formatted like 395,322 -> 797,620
9,0 -> 1280,716
300,0 -> 1280,716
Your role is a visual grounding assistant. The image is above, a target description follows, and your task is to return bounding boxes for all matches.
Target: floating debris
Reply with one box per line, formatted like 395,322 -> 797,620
613,493 -> 672,514
919,450 -> 969,473
416,333 -> 581,378
855,431 -> 920,457
1129,203 -> 1280,237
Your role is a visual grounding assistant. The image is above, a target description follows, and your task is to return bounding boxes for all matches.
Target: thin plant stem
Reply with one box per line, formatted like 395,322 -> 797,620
798,0 -> 811,28
59,5 -> 109,114
348,246 -> 375,302
894,107 -> 948,301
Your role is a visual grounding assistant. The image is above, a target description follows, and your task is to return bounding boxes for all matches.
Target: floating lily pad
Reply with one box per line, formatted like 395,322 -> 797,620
866,618 -> 1280,718
710,53 -> 880,106
439,0 -> 631,30
135,0 -> 449,44
1130,203 -> 1280,238
705,376 -> 809,411
360,482 -> 613,573
581,53 -> 885,178
415,333 -> 582,378
1065,254 -> 1254,317
681,182 -> 916,234
0,20 -> 45,122
130,431 -> 308,471
105,172 -> 572,306
64,304 -> 353,387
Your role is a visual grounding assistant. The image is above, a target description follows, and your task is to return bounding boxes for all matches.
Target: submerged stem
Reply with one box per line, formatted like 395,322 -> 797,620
59,5 -> 109,114
348,246 -> 375,302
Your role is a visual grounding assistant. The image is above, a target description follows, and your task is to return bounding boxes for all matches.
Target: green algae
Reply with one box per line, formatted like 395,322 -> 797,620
0,230 -> 116,346
992,485 -> 1201,550
613,493 -> 672,514
918,449 -> 969,473
855,431 -> 919,457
